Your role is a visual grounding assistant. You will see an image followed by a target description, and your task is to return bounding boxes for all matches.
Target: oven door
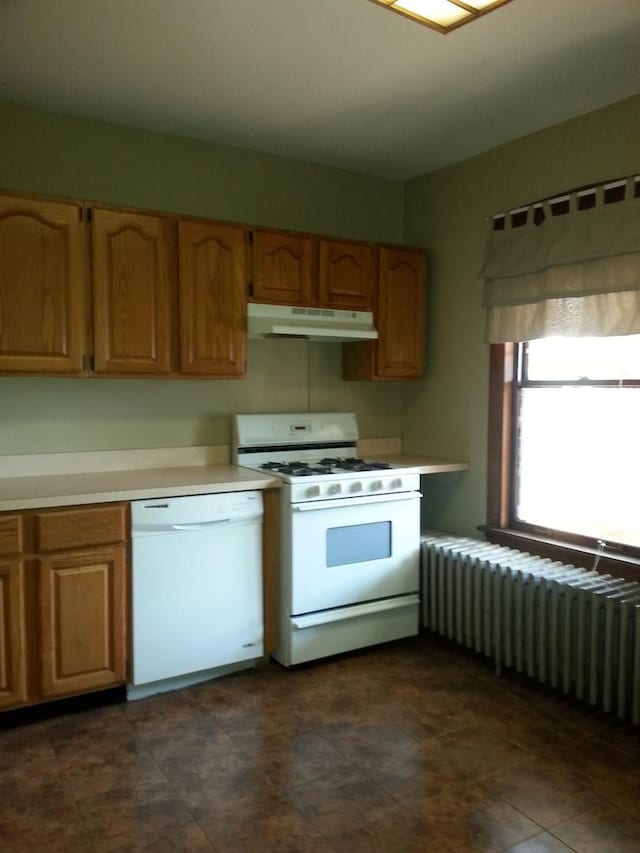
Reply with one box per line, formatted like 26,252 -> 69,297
287,490 -> 421,615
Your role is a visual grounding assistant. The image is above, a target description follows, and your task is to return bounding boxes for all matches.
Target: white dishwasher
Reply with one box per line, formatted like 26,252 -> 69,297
130,491 -> 263,696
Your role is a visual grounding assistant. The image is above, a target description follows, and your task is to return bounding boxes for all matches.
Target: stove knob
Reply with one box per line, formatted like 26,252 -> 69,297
328,483 -> 342,495
350,481 -> 363,493
370,479 -> 383,491
306,485 -> 321,498
391,478 -> 403,489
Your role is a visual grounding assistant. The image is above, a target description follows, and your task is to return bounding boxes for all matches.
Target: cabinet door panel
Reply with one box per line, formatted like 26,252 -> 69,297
375,248 -> 425,379
178,220 -> 246,376
0,196 -> 84,374
39,546 -> 126,697
318,240 -> 373,311
252,230 -> 314,306
0,559 -> 26,709
92,209 -> 171,375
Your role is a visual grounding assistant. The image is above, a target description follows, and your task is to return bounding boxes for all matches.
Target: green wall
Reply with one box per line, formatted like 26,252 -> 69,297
0,101 -> 403,240
2,92 -> 639,520
0,101 -> 405,454
402,93 -> 640,536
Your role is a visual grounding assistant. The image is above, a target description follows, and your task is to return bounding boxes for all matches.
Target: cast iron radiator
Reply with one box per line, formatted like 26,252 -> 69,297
421,531 -> 640,725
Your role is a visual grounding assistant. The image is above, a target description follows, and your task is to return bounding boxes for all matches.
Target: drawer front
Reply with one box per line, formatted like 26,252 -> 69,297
36,504 -> 126,552
0,515 -> 23,557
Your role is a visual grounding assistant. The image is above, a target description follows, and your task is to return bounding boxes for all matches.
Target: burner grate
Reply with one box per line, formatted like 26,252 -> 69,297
256,456 -> 394,478
260,461 -> 335,476
321,457 -> 391,472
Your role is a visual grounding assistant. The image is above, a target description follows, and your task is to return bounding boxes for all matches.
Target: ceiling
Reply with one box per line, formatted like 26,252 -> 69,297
1,0 -> 639,180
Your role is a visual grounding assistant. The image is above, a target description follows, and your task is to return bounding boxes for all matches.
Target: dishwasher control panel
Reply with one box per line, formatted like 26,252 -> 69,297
131,491 -> 263,532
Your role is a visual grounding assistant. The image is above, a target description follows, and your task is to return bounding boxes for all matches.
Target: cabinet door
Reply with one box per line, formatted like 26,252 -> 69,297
178,220 -> 246,376
251,229 -> 314,306
318,239 -> 373,311
0,195 -> 84,374
39,546 -> 126,697
375,248 -> 426,380
92,208 -> 172,375
342,247 -> 426,381
0,559 -> 27,709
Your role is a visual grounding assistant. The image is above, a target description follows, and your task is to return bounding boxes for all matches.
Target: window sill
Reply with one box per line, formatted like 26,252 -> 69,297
479,525 -> 640,584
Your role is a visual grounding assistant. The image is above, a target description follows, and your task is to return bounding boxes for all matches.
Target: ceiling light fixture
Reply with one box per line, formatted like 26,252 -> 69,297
368,0 -> 515,34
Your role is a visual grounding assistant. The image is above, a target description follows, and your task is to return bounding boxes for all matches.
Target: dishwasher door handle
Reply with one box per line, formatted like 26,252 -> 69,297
132,518 -> 243,535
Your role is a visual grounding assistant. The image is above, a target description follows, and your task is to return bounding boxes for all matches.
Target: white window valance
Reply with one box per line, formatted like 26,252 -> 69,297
481,176 -> 640,342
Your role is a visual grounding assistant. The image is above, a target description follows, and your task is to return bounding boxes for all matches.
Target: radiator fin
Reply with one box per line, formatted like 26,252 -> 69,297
421,532 -> 640,725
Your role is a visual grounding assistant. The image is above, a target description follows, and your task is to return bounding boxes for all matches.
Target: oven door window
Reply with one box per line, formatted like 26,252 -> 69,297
326,521 -> 391,567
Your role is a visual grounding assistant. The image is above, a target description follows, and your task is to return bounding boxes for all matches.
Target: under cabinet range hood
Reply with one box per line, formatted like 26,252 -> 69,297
247,303 -> 378,342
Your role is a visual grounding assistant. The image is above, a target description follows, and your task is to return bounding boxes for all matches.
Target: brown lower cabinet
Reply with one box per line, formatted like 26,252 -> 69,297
0,504 -> 128,711
0,557 -> 26,709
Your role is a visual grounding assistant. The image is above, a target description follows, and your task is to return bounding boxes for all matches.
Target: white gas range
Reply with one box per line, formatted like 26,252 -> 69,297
233,412 -> 421,666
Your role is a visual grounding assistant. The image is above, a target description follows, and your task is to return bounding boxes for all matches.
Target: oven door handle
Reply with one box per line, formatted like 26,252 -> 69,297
292,491 -> 421,511
291,594 -> 420,630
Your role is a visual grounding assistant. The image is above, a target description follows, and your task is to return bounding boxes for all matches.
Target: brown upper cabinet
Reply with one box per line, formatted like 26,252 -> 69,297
343,246 -> 426,381
0,191 -> 426,382
0,193 -> 248,379
251,229 -> 314,306
318,239 -> 373,311
250,229 -> 374,311
94,212 -> 246,378
92,208 -> 172,376
0,195 -> 85,374
178,220 -> 246,377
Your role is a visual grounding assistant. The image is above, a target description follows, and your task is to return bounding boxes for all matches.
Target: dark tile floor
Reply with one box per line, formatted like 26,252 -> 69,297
1,635 -> 640,852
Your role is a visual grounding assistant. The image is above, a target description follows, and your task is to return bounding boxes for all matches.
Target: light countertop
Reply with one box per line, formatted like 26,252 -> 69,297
0,447 -> 469,512
375,456 -> 469,475
0,465 -> 281,512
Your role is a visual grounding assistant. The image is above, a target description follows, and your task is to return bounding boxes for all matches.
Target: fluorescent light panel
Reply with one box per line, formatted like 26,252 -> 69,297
395,1 -> 470,26
369,0 -> 515,34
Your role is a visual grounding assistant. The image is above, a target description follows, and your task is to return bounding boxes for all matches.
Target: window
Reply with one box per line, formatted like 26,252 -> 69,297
514,335 -> 640,549
487,337 -> 640,563
482,173 -> 640,576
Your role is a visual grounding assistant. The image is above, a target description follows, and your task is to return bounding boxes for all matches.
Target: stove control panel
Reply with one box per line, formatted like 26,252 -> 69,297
289,471 -> 420,503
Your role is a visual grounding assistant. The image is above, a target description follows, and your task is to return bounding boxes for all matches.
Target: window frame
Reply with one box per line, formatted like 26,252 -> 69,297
484,342 -> 640,583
